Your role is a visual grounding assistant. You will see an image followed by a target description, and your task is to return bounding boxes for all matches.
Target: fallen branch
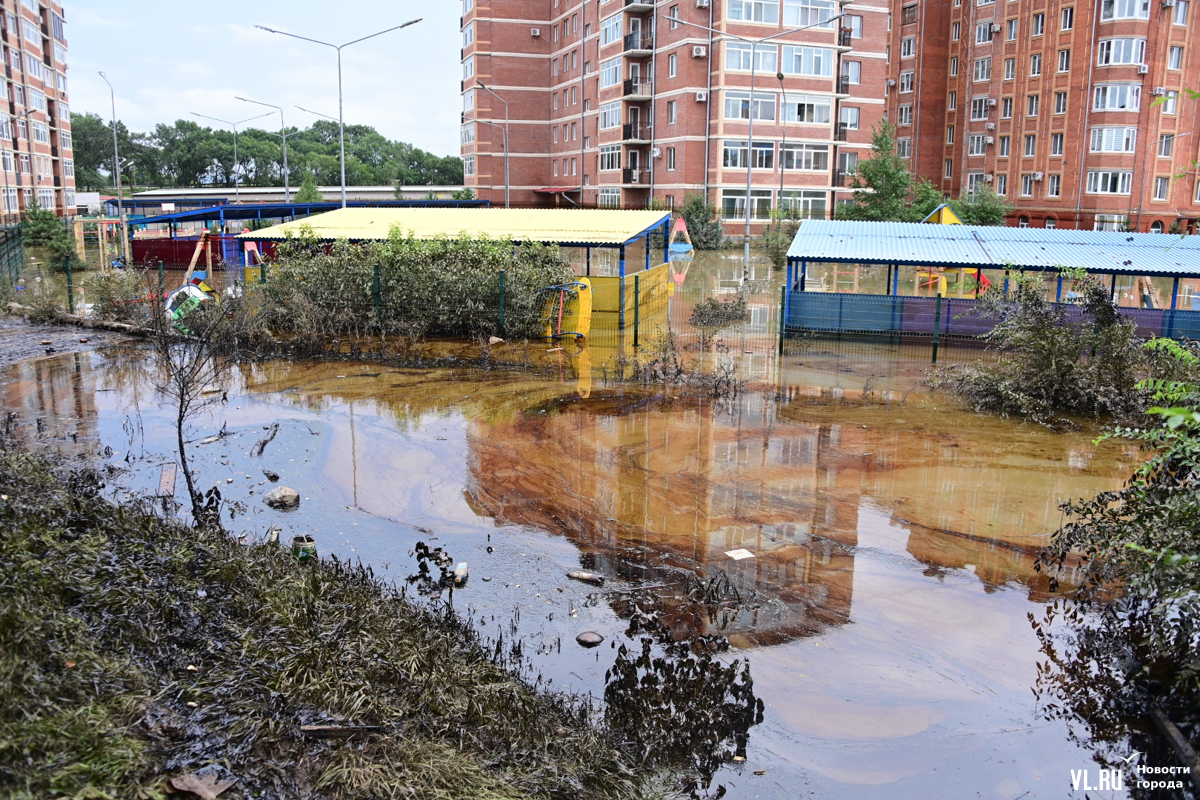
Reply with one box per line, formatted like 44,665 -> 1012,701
250,423 -> 279,458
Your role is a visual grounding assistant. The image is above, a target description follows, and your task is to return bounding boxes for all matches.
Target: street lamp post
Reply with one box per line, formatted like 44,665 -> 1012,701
255,20 -> 422,208
663,14 -> 844,281
98,71 -> 130,261
777,71 -> 787,209
237,97 -> 291,202
190,112 -> 273,204
462,113 -> 507,205
474,81 -> 510,209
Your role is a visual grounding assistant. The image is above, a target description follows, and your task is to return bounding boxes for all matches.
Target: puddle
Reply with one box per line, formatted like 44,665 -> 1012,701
1,343 -> 1141,799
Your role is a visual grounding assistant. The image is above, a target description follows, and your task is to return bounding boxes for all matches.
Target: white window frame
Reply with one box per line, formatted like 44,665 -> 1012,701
1086,170 -> 1134,194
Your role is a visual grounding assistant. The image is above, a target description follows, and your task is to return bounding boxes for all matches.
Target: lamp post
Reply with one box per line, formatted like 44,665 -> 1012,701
190,112 -> 272,204
475,81 -> 510,209
462,114 -> 507,205
663,14 -> 844,281
237,97 -> 291,202
777,71 -> 787,209
98,71 -> 129,261
255,19 -> 422,208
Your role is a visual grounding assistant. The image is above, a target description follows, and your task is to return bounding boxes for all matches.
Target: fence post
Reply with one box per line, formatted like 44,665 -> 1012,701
633,274 -> 640,348
498,269 -> 506,336
778,284 -> 786,356
157,259 -> 164,300
260,261 -> 266,285
65,255 -> 74,314
373,263 -> 382,329
931,291 -> 942,365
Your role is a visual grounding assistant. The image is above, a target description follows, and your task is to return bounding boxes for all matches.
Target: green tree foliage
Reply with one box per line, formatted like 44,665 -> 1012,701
292,172 -> 324,203
837,122 -> 1012,224
451,187 -> 476,201
22,202 -> 79,272
678,194 -> 723,250
70,113 -> 463,190
760,207 -> 802,269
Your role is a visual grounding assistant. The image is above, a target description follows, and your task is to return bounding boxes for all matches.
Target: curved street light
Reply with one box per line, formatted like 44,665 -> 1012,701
97,71 -> 130,260
189,111 -> 274,204
236,97 -> 291,202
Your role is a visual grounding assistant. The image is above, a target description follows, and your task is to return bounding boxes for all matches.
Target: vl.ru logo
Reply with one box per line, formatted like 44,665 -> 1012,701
1071,768 -> 1124,791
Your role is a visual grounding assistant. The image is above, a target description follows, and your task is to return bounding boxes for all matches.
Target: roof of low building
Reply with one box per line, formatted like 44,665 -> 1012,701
787,220 -> 1200,277
236,207 -> 672,247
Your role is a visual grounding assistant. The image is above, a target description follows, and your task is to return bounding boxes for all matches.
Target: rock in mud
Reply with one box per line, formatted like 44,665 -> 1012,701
264,486 -> 300,510
567,570 -> 605,586
576,631 -> 604,648
262,469 -> 280,482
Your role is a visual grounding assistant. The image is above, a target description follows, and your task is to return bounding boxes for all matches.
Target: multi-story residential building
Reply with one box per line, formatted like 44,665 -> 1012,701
461,0 -> 886,232
888,0 -> 1200,231
1,0 -> 73,223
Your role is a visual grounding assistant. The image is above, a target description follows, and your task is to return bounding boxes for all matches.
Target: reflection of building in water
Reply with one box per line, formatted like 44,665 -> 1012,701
3,354 -> 100,458
465,392 -> 868,646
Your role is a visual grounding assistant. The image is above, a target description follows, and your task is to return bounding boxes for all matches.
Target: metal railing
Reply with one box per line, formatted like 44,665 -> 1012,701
624,31 -> 654,51
623,77 -> 653,97
835,122 -> 848,141
839,28 -> 853,47
622,123 -> 652,141
837,76 -> 851,94
622,168 -> 646,184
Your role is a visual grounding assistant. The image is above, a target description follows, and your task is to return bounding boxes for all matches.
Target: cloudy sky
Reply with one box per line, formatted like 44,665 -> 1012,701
66,1 -> 462,156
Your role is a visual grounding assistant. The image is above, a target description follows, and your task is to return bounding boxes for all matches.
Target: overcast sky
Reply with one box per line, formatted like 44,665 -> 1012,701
66,1 -> 462,157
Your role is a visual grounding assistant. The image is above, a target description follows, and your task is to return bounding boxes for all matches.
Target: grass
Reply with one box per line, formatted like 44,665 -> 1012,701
0,444 -> 653,800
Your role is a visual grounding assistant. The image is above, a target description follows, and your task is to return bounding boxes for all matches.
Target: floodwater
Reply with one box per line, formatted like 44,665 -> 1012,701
2,322 -> 1150,799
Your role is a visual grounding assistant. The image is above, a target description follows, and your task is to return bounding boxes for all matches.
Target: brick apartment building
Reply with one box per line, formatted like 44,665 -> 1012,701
1,0 -> 74,223
460,0 -> 886,231
886,0 -> 1200,231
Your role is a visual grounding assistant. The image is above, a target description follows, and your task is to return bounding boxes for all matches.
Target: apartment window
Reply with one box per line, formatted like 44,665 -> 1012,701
727,42 -> 779,72
25,55 -> 43,81
1024,134 -> 1036,155
974,57 -> 992,81
902,3 -> 918,23
839,59 -> 861,82
723,140 -> 749,168
945,159 -> 954,178
1058,49 -> 1070,72
461,123 -> 475,145
1007,19 -> 1018,40
1032,13 -> 1044,34
1154,177 -> 1169,200
784,93 -> 833,123
599,58 -> 622,88
1048,175 -> 1061,197
723,91 -> 776,120
463,56 -> 474,81
1027,94 -> 1039,116
1054,92 -> 1067,114
722,188 -> 773,219
598,188 -> 620,208
947,124 -> 956,143
552,93 -> 558,111
848,15 -> 863,37
784,0 -> 839,27
729,0 -> 781,23
669,5 -> 680,28
950,57 -> 959,76
18,154 -> 28,173
553,24 -> 559,42
782,46 -> 836,76
1004,57 -> 1015,80
976,22 -> 992,44
667,147 -> 676,170
54,44 -> 66,67
897,104 -> 913,125
552,59 -> 559,77
463,155 -> 475,177
600,102 -> 622,129
778,189 -> 827,217
1159,133 -> 1174,157
60,131 -> 71,150
1090,126 -> 1137,152
1086,170 -> 1133,194
1030,54 -> 1042,76
552,126 -> 559,145
1101,0 -> 1150,20
669,53 -> 677,77
600,14 -> 621,46
0,152 -> 8,173
780,142 -> 829,170
1021,174 -> 1034,196
667,100 -> 677,124
840,151 -> 859,175
1097,38 -> 1146,65
996,174 -> 1008,195
971,97 -> 991,120
463,21 -> 474,46
899,70 -> 914,92
28,89 -> 45,112
552,160 -> 558,178
967,173 -> 987,194
1174,0 -> 1189,23
1001,97 -> 1013,118
1061,7 -> 1074,29
969,133 -> 987,155
948,91 -> 957,110
599,145 -> 621,171
839,105 -> 859,128
900,36 -> 915,57
1168,46 -> 1183,70
1093,84 -> 1140,110
896,138 -> 912,158
1163,91 -> 1178,114
999,135 -> 1011,155
21,18 -> 37,42
1051,132 -> 1064,155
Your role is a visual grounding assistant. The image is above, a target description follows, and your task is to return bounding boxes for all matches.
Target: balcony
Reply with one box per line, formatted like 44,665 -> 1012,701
838,28 -> 853,48
835,122 -> 848,141
622,168 -> 647,185
622,123 -> 651,141
622,77 -> 653,98
624,0 -> 654,9
623,31 -> 654,54
53,176 -> 60,187
50,145 -> 57,157
832,169 -> 846,187
836,76 -> 852,95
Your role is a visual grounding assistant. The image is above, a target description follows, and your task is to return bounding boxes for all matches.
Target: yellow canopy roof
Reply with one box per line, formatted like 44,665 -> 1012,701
236,207 -> 671,246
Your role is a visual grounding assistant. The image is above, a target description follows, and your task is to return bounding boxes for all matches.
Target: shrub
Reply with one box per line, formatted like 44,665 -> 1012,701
81,268 -> 149,323
678,194 -> 724,250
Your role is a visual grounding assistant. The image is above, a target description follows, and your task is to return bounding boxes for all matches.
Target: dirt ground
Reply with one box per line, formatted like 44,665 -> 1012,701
0,315 -> 132,380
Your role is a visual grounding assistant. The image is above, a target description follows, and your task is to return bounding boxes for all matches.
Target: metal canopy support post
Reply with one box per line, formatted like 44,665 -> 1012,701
644,233 -> 651,271
800,259 -> 807,292
619,245 -> 627,330
1171,277 -> 1180,310
1056,273 -> 1063,302
892,263 -> 900,296
1110,273 -> 1117,302
586,246 -> 591,276
662,219 -> 669,264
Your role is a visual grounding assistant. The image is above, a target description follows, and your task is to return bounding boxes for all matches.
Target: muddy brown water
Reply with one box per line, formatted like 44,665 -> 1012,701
2,330 -> 1145,798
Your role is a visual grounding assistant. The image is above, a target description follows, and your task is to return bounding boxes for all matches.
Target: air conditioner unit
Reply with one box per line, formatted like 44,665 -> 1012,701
651,147 -> 662,157
692,45 -> 707,57
984,174 -> 994,182
1033,171 -> 1044,180
1151,86 -> 1167,95
991,23 -> 1002,33
697,0 -> 710,6
531,27 -> 541,36
886,78 -> 897,86
987,98 -> 997,106
985,122 -> 996,129
1138,64 -> 1150,74
1162,0 -> 1176,7
695,90 -> 708,101
986,136 -> 995,144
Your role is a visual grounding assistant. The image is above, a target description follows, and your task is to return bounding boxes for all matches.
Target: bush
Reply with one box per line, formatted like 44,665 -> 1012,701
82,269 -> 149,323
678,194 -> 724,250
759,207 -> 802,270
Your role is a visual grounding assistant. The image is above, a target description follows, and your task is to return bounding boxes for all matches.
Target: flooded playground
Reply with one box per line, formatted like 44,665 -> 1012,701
3,250 -> 1147,799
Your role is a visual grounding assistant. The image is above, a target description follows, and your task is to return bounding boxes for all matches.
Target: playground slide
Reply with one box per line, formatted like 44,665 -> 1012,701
543,278 -> 593,339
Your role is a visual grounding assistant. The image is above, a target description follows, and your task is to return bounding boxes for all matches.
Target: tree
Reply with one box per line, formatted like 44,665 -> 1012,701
678,194 -> 723,250
22,201 -> 79,272
948,184 -> 1013,225
294,172 -> 323,203
451,187 -> 476,201
68,112 -> 111,190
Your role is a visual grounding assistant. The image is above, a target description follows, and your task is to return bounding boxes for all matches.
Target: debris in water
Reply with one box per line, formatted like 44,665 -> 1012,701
489,335 -> 504,344
262,469 -> 280,482
291,534 -> 317,561
266,526 -> 281,544
200,436 -> 220,445
169,771 -> 238,800
453,562 -> 469,585
40,340 -> 51,345
264,486 -> 300,509
251,422 -> 280,458
567,570 -> 605,586
200,387 -> 223,396
725,548 -> 755,561
576,631 -> 604,647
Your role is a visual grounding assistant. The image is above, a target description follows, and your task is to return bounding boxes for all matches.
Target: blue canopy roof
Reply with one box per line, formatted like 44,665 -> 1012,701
787,220 -> 1200,278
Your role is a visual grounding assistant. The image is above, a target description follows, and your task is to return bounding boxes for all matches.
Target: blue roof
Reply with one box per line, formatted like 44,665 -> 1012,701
129,200 -> 489,227
787,220 -> 1200,277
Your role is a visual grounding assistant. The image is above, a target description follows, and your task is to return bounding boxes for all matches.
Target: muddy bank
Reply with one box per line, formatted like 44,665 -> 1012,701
0,315 -> 128,380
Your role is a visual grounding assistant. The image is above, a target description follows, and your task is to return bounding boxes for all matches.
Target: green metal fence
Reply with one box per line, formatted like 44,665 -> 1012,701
0,223 -> 22,285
